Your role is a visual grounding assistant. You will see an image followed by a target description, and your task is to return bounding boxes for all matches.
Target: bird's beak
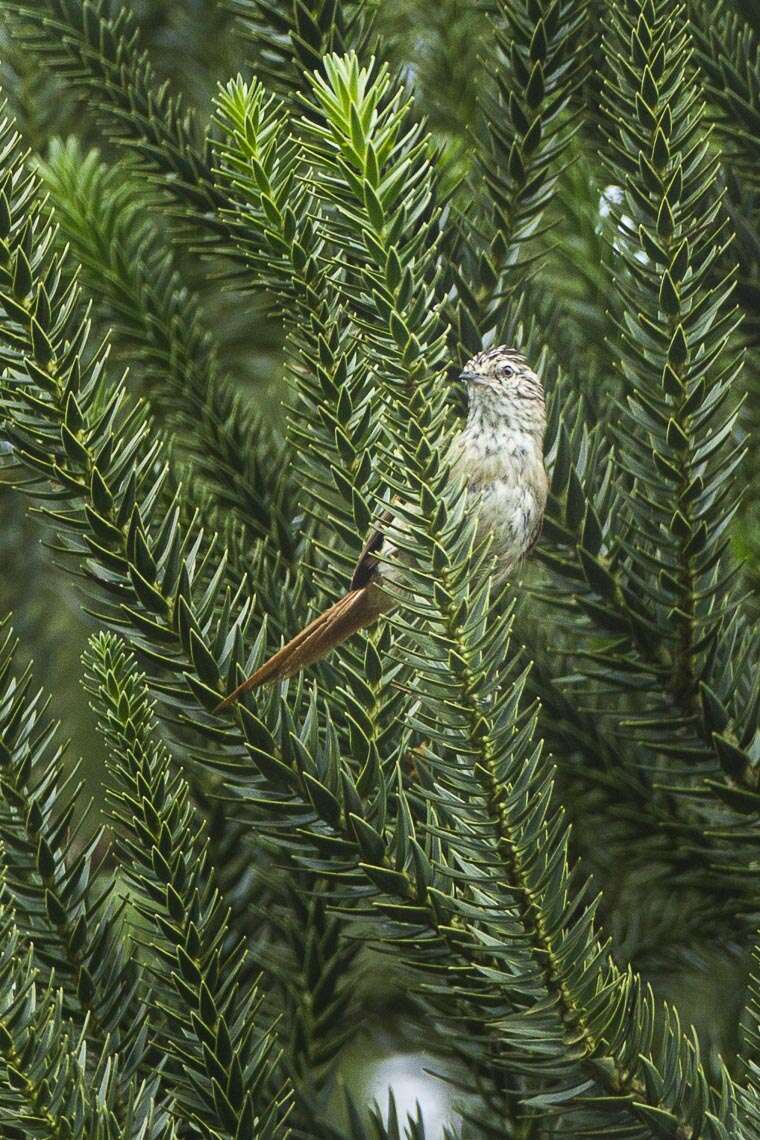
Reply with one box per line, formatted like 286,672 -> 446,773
460,370 -> 491,386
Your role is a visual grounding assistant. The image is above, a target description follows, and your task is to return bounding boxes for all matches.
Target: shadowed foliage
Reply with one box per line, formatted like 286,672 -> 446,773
0,0 -> 757,1136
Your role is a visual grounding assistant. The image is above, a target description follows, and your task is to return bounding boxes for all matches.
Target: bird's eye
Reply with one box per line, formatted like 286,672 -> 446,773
499,363 -> 514,380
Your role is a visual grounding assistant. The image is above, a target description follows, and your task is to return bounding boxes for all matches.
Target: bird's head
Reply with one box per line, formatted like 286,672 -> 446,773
460,346 -> 545,433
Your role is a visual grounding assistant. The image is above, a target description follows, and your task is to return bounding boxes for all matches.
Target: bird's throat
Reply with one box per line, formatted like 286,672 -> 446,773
455,412 -> 543,485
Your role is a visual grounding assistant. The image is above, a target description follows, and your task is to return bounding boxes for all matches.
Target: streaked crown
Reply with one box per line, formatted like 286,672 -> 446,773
463,346 -> 529,382
462,345 -> 542,398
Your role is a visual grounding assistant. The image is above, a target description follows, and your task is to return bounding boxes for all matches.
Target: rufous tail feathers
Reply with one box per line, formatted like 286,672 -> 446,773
214,587 -> 380,711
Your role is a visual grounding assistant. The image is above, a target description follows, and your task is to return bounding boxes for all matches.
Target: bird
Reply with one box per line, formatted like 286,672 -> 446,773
215,345 -> 547,711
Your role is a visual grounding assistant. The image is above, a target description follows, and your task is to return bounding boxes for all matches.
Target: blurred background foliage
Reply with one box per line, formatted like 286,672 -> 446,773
1,0 -> 759,1133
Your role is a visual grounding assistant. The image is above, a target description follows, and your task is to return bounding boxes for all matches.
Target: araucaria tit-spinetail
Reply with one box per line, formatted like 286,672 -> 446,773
216,346 -> 547,709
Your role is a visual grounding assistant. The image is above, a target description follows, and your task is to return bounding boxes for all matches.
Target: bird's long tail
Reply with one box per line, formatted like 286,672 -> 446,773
214,587 -> 381,711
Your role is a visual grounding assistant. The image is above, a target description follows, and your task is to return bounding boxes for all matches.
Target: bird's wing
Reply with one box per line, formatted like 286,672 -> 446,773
350,507 -> 394,589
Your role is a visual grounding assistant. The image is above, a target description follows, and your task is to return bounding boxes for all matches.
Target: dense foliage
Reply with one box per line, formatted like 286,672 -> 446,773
0,0 -> 758,1136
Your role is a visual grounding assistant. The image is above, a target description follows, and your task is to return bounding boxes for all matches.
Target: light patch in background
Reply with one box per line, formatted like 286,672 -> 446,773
599,183 -> 624,218
336,1038 -> 468,1137
600,184 -> 648,263
365,1052 -> 459,1136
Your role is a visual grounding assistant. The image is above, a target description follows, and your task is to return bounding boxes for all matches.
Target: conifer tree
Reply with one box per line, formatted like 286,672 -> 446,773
0,1 -> 758,1136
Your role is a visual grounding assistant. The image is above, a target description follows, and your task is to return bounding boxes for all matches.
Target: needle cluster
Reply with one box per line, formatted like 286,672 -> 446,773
0,1 -> 757,1137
